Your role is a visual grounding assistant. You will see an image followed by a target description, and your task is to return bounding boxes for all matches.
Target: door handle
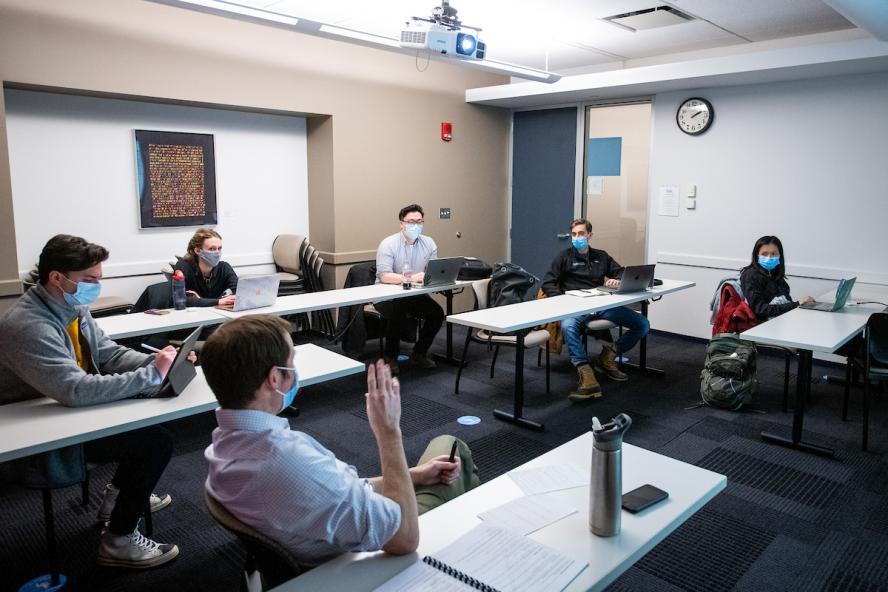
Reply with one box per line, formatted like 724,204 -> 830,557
556,233 -> 570,239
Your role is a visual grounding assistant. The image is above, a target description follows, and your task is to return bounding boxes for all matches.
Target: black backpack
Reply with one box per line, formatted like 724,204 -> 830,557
488,262 -> 537,308
700,332 -> 758,410
457,257 -> 493,281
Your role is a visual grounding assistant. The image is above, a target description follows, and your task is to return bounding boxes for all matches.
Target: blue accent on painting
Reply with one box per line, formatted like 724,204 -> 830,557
586,137 -> 622,176
135,142 -> 146,201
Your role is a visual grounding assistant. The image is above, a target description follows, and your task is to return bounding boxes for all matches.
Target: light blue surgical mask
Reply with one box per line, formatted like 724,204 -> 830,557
757,256 -> 780,271
405,223 -> 423,241
198,250 -> 222,268
61,274 -> 101,307
274,366 -> 300,413
572,236 -> 588,251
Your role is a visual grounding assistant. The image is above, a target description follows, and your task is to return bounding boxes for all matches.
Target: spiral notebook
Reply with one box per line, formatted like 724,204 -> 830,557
372,522 -> 587,592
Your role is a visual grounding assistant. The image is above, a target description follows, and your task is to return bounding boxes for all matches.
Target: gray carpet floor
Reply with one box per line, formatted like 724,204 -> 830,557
1,329 -> 886,592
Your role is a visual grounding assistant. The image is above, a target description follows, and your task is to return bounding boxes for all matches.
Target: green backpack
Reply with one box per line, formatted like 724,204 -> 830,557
700,332 -> 758,410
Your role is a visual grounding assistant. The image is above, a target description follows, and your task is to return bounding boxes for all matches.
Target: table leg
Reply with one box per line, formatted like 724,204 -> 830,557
761,349 -> 834,457
433,289 -> 467,368
618,300 -> 664,377
493,331 -> 544,431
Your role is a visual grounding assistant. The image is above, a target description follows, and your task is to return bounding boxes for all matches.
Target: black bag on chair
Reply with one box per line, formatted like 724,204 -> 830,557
488,262 -> 537,308
457,257 -> 493,281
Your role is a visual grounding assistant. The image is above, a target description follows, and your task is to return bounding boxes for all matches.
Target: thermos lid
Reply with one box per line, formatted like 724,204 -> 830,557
592,413 -> 632,450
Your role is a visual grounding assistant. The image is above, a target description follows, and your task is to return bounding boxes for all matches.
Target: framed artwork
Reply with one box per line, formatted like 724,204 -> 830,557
135,129 -> 217,228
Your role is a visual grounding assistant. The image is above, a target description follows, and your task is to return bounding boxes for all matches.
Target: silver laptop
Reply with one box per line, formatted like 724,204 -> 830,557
423,257 -> 463,288
800,277 -> 856,312
597,264 -> 656,294
231,274 -> 280,311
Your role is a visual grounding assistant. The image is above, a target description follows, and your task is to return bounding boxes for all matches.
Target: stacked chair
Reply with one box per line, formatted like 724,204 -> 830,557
271,235 -> 307,296
272,234 -> 335,337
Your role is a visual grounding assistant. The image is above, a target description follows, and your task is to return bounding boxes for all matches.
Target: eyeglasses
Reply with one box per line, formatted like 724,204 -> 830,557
402,219 -> 424,225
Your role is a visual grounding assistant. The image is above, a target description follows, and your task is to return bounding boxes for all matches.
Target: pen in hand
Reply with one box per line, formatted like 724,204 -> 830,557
142,343 -> 178,353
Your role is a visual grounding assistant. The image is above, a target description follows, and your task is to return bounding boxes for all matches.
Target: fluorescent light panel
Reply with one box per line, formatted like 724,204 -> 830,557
170,0 -> 300,26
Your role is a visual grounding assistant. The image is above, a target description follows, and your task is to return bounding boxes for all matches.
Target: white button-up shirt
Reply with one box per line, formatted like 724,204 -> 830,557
205,408 -> 401,564
375,232 -> 438,282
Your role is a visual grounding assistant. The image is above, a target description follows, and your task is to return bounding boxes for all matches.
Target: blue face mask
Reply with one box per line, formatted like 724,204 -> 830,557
572,236 -> 588,251
198,250 -> 222,268
758,256 -> 780,271
274,366 -> 300,413
405,223 -> 423,241
61,275 -> 101,306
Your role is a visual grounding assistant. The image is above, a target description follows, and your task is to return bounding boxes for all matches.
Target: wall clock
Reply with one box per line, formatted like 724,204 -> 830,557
676,97 -> 713,135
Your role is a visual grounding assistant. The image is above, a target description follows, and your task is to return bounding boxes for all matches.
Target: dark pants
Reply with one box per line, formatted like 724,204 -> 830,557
374,294 -> 445,359
84,425 -> 173,535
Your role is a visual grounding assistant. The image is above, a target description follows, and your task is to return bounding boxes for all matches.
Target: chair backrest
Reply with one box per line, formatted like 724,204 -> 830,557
313,257 -> 325,290
132,281 -> 173,312
867,312 -> 888,366
472,278 -> 491,310
272,235 -> 306,274
204,491 -> 306,589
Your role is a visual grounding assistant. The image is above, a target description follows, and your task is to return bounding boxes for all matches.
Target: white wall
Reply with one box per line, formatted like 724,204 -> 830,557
5,89 -> 308,302
646,72 -> 888,339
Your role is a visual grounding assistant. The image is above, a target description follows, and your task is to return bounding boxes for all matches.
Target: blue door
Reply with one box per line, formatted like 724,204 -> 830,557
510,107 -> 578,281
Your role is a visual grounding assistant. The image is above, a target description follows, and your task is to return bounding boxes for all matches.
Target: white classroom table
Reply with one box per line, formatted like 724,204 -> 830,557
0,344 -> 363,464
273,434 -> 726,592
446,280 -> 695,430
97,282 -> 468,340
740,283 -> 888,456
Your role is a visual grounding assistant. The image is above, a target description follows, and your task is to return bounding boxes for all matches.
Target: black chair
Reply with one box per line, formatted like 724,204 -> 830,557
205,491 -> 309,591
842,312 -> 888,451
455,278 -> 550,394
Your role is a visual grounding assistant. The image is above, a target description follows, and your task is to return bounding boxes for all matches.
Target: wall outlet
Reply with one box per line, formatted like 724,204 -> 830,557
440,207 -> 451,219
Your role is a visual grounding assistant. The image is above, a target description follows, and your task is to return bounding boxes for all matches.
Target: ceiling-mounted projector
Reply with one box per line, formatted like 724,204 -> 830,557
399,1 -> 486,60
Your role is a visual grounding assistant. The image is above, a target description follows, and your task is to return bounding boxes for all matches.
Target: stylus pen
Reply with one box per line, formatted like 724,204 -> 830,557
142,343 -> 179,353
448,440 -> 458,463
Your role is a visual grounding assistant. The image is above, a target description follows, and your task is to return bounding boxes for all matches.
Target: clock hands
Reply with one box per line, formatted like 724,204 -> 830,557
691,110 -> 703,118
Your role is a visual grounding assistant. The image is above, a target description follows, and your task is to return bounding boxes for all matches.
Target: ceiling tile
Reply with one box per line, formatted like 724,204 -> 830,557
673,0 -> 854,41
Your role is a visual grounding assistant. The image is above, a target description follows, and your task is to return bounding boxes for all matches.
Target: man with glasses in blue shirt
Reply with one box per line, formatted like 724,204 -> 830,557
374,204 -> 445,374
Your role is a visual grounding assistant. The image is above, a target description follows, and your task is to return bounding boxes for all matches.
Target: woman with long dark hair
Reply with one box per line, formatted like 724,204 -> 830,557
740,235 -> 815,322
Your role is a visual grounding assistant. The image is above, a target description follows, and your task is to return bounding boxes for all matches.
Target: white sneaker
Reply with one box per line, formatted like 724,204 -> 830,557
97,524 -> 179,569
97,483 -> 172,523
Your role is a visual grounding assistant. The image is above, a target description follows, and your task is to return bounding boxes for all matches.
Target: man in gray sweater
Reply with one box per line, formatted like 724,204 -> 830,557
0,235 -> 180,569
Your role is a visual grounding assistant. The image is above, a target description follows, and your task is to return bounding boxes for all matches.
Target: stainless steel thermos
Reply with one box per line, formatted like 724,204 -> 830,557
589,413 -> 632,536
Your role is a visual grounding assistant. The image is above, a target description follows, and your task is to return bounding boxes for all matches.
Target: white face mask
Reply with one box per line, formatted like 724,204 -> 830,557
404,223 -> 423,240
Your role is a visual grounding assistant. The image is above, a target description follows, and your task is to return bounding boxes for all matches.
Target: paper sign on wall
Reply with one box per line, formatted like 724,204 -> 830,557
586,137 -> 622,176
586,176 -> 604,196
658,186 -> 680,217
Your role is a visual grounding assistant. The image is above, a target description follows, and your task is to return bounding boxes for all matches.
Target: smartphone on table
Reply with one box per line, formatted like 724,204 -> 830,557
622,484 -> 668,513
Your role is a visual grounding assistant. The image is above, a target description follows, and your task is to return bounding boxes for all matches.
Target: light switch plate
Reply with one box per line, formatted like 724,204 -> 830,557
440,207 -> 451,219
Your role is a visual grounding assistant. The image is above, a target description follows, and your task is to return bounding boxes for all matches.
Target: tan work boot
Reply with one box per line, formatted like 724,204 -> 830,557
595,345 -> 628,381
569,363 -> 602,402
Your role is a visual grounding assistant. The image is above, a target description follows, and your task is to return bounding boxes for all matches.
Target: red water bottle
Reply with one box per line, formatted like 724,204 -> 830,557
171,270 -> 187,310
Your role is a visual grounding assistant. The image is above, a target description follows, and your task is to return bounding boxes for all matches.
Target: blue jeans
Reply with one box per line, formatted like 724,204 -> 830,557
561,306 -> 651,367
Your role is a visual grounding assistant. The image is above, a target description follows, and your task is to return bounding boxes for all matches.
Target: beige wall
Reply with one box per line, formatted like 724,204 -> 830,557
0,0 -> 510,312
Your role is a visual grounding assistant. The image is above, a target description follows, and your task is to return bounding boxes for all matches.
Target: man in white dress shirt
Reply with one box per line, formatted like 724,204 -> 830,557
202,315 -> 480,565
375,204 -> 445,374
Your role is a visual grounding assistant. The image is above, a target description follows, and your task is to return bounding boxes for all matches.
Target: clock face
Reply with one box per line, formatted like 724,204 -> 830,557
677,98 -> 713,135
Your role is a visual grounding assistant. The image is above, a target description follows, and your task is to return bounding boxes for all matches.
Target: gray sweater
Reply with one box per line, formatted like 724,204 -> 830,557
0,283 -> 161,407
